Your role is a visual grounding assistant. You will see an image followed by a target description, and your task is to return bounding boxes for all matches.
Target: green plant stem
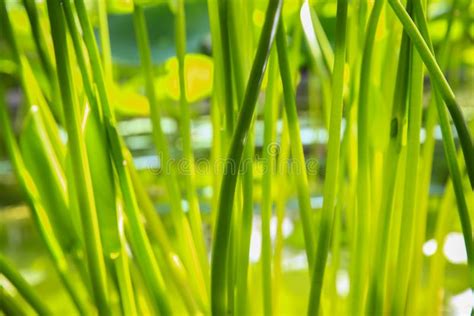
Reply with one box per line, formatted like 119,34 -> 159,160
388,0 -> 474,188
234,139 -> 255,315
45,1 -> 110,313
112,246 -> 138,316
216,0 -> 236,135
96,0 -> 113,83
273,112 -> 290,309
174,0 -> 209,288
260,51 -> 278,316
305,1 -> 334,73
276,20 -> 315,269
307,0 -> 348,314
0,254 -> 51,315
0,288 -> 28,316
211,0 -> 282,313
206,0 -> 225,234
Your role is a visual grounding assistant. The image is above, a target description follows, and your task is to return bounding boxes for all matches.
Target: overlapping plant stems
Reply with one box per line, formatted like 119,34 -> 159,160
410,0 -> 473,311
63,0 -> 199,312
276,22 -> 315,271
226,1 -> 256,313
367,3 -> 413,313
390,3 -> 425,312
131,3 -> 207,312
211,0 -> 283,313
351,0 -> 384,314
45,0 -> 110,313
407,0 -> 473,293
0,254 -> 50,314
387,0 -> 474,188
306,0 -> 348,313
58,4 -> 136,314
21,0 -> 63,121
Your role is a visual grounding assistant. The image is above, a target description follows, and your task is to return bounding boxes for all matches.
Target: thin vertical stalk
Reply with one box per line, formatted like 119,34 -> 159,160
351,1 -> 383,314
276,20 -> 315,269
174,0 -> 209,287
211,0 -> 282,313
206,0 -> 225,234
307,0 -> 348,314
96,0 -> 113,83
260,51 -> 278,316
45,1 -> 110,313
216,0 -> 236,135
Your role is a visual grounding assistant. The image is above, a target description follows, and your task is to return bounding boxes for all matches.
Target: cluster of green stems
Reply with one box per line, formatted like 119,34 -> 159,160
0,0 -> 472,315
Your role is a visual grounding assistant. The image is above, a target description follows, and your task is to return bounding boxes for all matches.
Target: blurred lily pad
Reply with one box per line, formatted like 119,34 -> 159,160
113,54 -> 213,116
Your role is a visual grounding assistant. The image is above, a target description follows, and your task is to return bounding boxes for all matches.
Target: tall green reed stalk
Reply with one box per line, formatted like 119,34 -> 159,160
307,0 -> 348,313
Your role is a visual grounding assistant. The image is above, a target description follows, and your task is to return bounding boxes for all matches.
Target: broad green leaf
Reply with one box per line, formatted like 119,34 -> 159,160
19,106 -> 80,252
82,98 -> 121,255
